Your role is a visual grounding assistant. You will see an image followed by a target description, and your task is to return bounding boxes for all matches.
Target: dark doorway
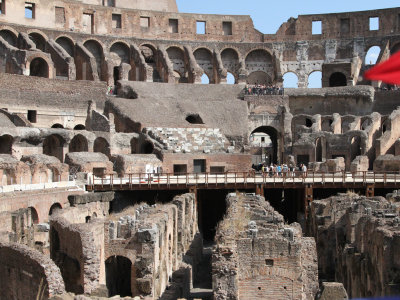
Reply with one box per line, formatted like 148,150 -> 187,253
197,189 -> 228,242
0,134 -> 13,154
173,164 -> 187,175
194,159 -> 206,173
30,57 -> 49,78
105,256 -> 132,297
113,66 -> 119,86
43,134 -> 65,162
329,72 -> 347,87
297,154 -> 310,166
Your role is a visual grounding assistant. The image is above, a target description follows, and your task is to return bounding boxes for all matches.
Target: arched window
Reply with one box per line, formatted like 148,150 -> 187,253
283,72 -> 298,88
308,71 -> 322,88
51,123 -> 64,129
201,73 -> 209,84
227,72 -> 235,84
365,46 -> 381,65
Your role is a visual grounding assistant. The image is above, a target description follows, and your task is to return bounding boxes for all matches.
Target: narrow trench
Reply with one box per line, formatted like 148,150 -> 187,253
190,189 -> 229,300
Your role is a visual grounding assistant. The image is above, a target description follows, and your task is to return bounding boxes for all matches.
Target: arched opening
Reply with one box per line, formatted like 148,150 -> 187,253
0,134 -> 13,154
305,118 -> 313,128
73,124 -> 85,130
245,49 -> 273,83
69,134 -> 88,153
105,256 -> 132,297
365,46 -> 381,65
321,119 -> 333,132
141,141 -> 154,154
52,123 -> 64,129
201,73 -> 209,84
85,216 -> 91,223
140,44 -> 155,64
29,32 -> 47,52
83,40 -> 104,80
250,126 -> 278,165
308,71 -> 322,88
110,42 -> 130,65
350,136 -> 362,162
0,30 -> 18,47
167,47 -> 187,83
247,71 -> 271,85
194,48 -> 213,83
56,37 -> 74,57
186,114 -> 204,124
283,72 -> 298,88
30,57 -> 49,78
227,72 -> 235,84
221,48 -> 239,82
29,207 -> 39,225
49,203 -> 62,216
43,134 -> 65,162
94,137 -> 110,157
315,137 -> 327,162
329,72 -> 347,87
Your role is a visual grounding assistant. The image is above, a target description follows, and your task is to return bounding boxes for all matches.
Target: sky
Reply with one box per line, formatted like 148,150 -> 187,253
176,0 -> 399,87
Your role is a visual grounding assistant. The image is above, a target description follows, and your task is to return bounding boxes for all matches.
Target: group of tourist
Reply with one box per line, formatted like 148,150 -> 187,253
244,84 -> 285,96
252,162 -> 308,177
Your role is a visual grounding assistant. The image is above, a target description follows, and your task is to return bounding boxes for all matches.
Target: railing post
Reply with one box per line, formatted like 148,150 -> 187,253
167,173 -> 170,188
384,173 -> 387,185
139,173 -> 142,188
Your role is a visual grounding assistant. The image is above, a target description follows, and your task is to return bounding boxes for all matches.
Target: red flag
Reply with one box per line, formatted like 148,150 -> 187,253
364,50 -> 400,85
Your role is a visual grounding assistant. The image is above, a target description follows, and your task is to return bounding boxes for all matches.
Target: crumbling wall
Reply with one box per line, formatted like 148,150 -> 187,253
308,194 -> 400,298
104,193 -> 200,299
0,241 -> 65,299
213,193 -> 318,300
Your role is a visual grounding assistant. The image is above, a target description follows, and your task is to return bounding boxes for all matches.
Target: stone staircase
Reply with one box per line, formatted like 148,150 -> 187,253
144,127 -> 232,154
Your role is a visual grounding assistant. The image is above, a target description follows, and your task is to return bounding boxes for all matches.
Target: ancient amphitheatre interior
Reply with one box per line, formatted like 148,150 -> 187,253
0,0 -> 400,299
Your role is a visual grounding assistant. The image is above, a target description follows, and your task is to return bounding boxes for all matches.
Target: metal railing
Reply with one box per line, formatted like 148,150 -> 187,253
88,171 -> 400,190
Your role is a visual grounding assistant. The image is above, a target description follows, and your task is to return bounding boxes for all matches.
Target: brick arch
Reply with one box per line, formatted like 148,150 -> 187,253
109,39 -> 130,51
165,44 -> 185,52
82,38 -> 105,54
55,34 -> 76,45
0,27 -> 19,47
26,54 -> 54,78
244,47 -> 274,60
26,29 -> 49,41
139,42 -> 158,53
0,25 -> 19,38
192,45 -> 214,54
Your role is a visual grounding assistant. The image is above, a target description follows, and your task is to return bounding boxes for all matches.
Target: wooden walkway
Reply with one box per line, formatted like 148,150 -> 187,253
86,171 -> 400,191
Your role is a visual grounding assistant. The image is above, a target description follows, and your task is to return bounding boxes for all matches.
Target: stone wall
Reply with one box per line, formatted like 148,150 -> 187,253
213,193 -> 318,300
308,194 -> 400,298
0,241 -> 65,299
